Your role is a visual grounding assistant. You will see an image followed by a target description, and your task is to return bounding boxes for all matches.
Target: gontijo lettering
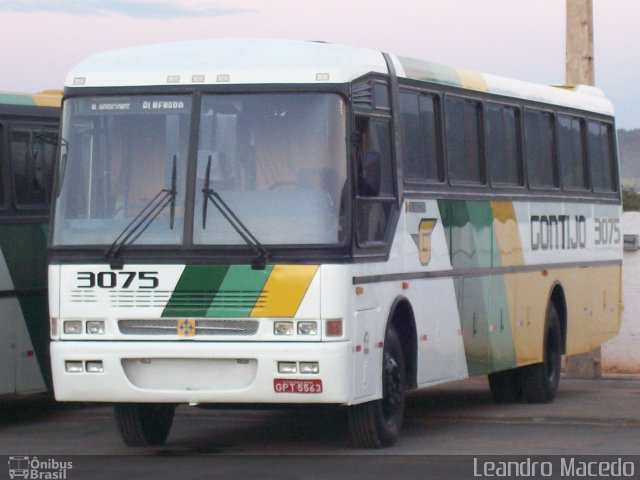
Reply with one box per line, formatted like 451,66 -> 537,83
530,215 -> 586,251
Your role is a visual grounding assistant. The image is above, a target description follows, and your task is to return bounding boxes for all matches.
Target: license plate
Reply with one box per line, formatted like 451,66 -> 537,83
274,378 -> 323,394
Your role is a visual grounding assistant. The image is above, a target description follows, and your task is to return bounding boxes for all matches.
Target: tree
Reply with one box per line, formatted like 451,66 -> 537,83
622,187 -> 640,211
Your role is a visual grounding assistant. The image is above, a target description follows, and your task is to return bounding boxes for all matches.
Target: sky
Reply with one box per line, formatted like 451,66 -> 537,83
1,0 -> 639,129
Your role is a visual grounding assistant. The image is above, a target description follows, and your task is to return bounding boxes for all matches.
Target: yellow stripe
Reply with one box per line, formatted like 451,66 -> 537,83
250,265 -> 318,317
455,68 -> 488,92
31,91 -> 62,107
489,200 -> 524,267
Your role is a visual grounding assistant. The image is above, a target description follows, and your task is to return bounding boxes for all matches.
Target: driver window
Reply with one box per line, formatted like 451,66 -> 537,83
355,115 -> 394,244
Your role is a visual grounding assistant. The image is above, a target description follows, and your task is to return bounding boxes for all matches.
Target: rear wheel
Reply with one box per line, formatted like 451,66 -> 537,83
520,303 -> 562,403
114,403 -> 175,447
488,368 -> 523,403
348,326 -> 405,448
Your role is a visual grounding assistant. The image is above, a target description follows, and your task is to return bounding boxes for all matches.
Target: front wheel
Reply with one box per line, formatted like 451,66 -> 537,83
114,403 -> 175,447
348,326 -> 406,448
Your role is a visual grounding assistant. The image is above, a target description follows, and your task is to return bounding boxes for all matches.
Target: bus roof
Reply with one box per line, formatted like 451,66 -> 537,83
0,90 -> 62,108
65,38 -> 613,116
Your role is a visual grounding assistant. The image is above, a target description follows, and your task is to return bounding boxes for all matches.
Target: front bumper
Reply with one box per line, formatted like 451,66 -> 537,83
51,340 -> 353,404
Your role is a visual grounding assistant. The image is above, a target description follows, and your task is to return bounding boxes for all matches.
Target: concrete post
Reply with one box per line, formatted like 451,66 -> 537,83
564,0 -> 602,379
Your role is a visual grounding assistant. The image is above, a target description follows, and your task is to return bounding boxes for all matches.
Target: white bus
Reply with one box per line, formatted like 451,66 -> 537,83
49,39 -> 621,448
0,91 -> 60,398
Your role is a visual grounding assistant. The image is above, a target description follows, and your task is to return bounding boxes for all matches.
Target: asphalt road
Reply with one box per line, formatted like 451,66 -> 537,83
1,376 -> 639,479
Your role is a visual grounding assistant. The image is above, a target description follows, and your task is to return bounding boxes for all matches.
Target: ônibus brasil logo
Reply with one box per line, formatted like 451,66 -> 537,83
8,456 -> 73,479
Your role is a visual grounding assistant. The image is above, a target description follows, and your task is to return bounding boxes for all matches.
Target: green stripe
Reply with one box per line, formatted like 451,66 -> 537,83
162,265 -> 230,317
206,265 -> 272,318
438,200 -> 516,374
0,93 -> 36,106
397,56 -> 462,87
162,264 -> 276,318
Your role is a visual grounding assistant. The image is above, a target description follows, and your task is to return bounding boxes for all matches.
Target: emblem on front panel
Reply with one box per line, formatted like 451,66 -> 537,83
177,318 -> 196,337
417,218 -> 437,265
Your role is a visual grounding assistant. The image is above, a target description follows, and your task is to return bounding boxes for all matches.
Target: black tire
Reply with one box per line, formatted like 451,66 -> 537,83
488,368 -> 523,403
348,326 -> 406,448
114,403 -> 175,447
520,303 -> 562,403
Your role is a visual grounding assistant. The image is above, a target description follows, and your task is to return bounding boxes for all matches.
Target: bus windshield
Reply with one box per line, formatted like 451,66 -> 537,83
52,93 -> 348,248
194,93 -> 347,246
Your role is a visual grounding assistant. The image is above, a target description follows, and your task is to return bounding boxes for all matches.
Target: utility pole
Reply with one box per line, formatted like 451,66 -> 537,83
565,0 -> 594,86
564,0 -> 602,379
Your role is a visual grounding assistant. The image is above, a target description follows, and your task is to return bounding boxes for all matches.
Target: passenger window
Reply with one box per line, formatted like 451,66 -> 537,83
524,110 -> 558,188
558,115 -> 588,190
400,91 -> 441,182
588,120 -> 617,192
486,103 -> 523,186
445,97 -> 483,184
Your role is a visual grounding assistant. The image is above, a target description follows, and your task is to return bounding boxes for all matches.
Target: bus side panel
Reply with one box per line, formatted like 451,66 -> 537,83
0,235 -> 47,395
401,200 -> 469,385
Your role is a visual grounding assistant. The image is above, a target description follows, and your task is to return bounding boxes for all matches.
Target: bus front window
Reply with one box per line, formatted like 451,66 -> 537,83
193,93 -> 348,246
52,96 -> 191,247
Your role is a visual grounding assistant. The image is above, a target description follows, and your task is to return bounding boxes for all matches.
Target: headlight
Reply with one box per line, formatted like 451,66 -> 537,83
274,321 -> 294,335
86,321 -> 105,335
63,321 -> 83,335
297,321 -> 318,336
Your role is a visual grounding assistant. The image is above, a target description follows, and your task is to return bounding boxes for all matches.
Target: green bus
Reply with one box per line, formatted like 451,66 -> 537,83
0,91 -> 60,397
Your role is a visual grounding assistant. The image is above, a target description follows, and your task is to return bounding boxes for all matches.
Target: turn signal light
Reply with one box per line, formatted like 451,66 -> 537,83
325,319 -> 343,337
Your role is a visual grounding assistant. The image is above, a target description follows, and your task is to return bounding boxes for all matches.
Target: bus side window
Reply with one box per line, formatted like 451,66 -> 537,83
355,115 -> 394,244
400,90 -> 442,183
524,109 -> 558,189
486,103 -> 523,187
558,115 -> 588,190
588,120 -> 617,192
445,96 -> 484,185
11,127 -> 57,208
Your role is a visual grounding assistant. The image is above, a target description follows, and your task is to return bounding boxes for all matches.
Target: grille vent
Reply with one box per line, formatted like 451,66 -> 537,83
118,318 -> 259,336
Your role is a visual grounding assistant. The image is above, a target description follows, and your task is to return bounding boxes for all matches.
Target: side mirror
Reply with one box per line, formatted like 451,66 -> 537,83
359,151 -> 381,196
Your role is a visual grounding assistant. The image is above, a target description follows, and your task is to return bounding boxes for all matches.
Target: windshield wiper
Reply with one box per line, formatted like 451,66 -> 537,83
201,155 -> 269,270
105,156 -> 178,268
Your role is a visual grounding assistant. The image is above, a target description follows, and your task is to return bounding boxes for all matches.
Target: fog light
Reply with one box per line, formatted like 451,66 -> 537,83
278,361 -> 297,374
64,321 -> 83,335
85,361 -> 104,373
65,361 -> 83,373
274,321 -> 294,336
325,319 -> 343,337
297,321 -> 318,336
86,321 -> 105,335
299,362 -> 319,374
